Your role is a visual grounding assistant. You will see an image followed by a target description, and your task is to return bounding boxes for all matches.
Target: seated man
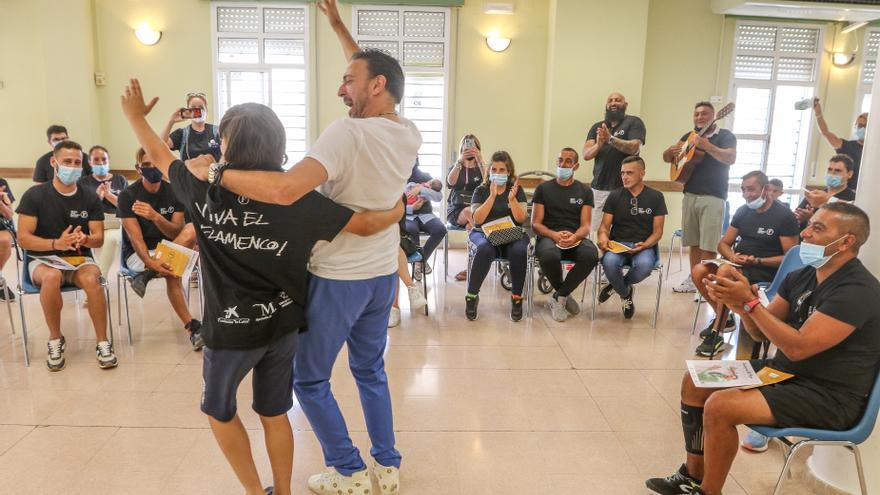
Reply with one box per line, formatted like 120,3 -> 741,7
795,154 -> 857,230
597,156 -> 667,319
0,177 -> 16,300
532,147 -> 599,322
404,158 -> 447,279
766,178 -> 784,204
647,203 -> 880,495
118,148 -> 203,349
33,125 -> 92,183
692,171 -> 799,357
16,140 -> 115,371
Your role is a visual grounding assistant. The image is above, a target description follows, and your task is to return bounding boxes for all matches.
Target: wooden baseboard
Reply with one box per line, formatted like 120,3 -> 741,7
0,167 -> 139,180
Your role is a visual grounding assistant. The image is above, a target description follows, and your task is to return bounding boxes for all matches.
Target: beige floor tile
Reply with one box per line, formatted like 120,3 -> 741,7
0,424 -> 33,455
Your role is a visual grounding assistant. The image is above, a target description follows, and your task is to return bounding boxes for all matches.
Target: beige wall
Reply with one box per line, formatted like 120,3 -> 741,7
0,0 -> 869,246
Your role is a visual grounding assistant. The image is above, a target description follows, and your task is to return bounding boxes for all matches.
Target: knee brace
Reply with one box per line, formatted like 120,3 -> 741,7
681,402 -> 705,455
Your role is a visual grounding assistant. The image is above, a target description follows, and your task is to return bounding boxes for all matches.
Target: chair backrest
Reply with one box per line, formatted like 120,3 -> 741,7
765,245 -> 804,300
17,249 -> 39,294
851,370 -> 880,444
721,200 -> 731,234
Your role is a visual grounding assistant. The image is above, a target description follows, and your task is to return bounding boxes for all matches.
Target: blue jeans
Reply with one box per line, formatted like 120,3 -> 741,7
601,243 -> 657,296
404,216 -> 447,260
293,274 -> 401,475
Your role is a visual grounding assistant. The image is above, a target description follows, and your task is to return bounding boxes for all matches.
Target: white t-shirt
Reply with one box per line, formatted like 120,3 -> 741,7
307,116 -> 422,280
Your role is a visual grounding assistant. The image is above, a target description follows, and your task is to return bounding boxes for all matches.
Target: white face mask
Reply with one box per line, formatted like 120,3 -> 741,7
192,109 -> 206,123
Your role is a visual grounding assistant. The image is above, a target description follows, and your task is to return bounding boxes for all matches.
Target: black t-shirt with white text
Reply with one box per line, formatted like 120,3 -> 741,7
586,115 -> 647,190
0,178 -> 14,232
77,174 -> 128,215
602,185 -> 668,243
471,183 -> 528,227
680,128 -> 737,199
730,201 -> 800,282
33,151 -> 92,182
170,124 -> 222,161
835,139 -> 863,190
774,259 -> 880,401
532,179 -> 593,233
15,182 -> 104,257
117,180 -> 184,262
168,160 -> 353,350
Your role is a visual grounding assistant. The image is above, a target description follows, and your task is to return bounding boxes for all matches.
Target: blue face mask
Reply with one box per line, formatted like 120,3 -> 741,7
799,235 -> 847,269
141,167 -> 164,184
92,164 -> 110,177
746,195 -> 766,210
56,165 -> 82,185
489,173 -> 508,186
854,127 -> 866,141
825,175 -> 844,189
556,166 -> 574,180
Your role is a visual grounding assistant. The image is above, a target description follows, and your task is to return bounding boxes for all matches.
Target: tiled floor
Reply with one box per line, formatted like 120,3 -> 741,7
0,251 -> 816,494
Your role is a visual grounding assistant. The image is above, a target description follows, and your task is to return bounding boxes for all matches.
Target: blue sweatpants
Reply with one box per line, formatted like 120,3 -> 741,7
294,273 -> 401,475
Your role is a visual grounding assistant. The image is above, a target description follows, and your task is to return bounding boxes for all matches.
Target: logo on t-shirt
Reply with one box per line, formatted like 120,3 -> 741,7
614,129 -> 626,137
218,305 -> 250,324
70,210 -> 89,219
569,198 -> 584,206
631,207 -> 653,215
253,302 -> 277,322
237,195 -> 250,206
159,206 -> 175,215
757,227 -> 775,236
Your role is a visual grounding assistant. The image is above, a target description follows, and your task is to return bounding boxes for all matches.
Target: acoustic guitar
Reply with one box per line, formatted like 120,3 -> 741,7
670,102 -> 735,185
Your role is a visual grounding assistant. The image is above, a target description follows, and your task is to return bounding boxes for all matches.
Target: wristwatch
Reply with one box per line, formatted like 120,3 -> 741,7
609,136 -> 617,146
743,298 -> 762,313
207,162 -> 227,185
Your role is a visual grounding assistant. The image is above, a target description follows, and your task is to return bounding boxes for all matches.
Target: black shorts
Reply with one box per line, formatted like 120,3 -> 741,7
201,330 -> 298,422
751,359 -> 866,431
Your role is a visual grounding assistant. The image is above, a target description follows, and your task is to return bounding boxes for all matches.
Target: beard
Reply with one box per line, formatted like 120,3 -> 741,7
605,107 -> 625,123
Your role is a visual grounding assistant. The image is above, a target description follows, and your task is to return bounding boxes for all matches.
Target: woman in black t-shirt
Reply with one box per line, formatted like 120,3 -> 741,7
466,151 -> 529,322
77,145 -> 128,277
160,92 -> 222,162
446,134 -> 486,280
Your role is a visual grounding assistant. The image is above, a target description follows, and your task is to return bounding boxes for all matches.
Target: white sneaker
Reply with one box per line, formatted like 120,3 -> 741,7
547,295 -> 569,322
424,262 -> 432,275
388,307 -> 401,328
308,467 -> 371,495
47,337 -> 66,372
413,263 -> 423,281
95,341 -> 118,369
407,285 -> 427,310
371,459 -> 400,495
674,276 -> 697,293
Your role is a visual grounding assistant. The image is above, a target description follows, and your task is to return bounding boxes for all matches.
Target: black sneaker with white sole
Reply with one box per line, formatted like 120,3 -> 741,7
510,295 -> 524,322
186,319 -> 205,351
130,270 -> 157,298
645,464 -> 704,494
695,331 -> 724,357
699,313 -> 737,338
597,283 -> 615,304
622,286 -> 635,319
46,336 -> 67,372
465,294 -> 479,321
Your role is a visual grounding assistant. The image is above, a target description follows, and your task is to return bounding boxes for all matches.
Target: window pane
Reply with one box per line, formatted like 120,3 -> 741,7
777,57 -> 815,82
359,40 -> 399,60
263,8 -> 305,34
735,55 -> 774,80
736,24 -> 777,51
357,10 -> 399,37
729,139 -> 765,183
863,93 -> 873,114
265,39 -> 304,65
217,6 -> 260,33
229,71 -> 269,106
403,11 -> 445,38
733,87 -> 771,134
867,30 -> 880,58
403,42 -> 444,67
272,69 -> 307,164
218,38 -> 259,64
862,59 -> 876,86
779,27 -> 819,53
766,85 -> 814,189
404,74 -> 445,179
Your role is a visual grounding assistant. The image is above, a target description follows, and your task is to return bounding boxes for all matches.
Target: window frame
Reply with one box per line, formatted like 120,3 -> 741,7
856,27 -> 880,117
210,1 -> 312,164
727,19 -> 825,201
351,4 -> 452,181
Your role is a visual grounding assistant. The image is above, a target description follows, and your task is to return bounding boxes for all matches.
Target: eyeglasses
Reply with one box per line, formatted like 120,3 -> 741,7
630,197 -> 639,216
186,92 -> 207,100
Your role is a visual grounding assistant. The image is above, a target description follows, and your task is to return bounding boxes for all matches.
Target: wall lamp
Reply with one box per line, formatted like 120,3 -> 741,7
832,52 -> 855,67
135,24 -> 162,46
486,35 -> 511,52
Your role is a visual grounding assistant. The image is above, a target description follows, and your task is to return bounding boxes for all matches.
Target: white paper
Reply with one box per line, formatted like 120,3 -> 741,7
686,360 -> 762,388
29,255 -> 92,271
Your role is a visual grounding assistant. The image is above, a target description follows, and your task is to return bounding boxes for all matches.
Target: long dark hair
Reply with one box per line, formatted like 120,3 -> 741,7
218,103 -> 286,171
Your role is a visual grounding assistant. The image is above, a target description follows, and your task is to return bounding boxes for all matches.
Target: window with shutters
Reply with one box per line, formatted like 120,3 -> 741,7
857,28 -> 880,114
352,6 -> 451,180
728,21 -> 823,209
211,3 -> 310,166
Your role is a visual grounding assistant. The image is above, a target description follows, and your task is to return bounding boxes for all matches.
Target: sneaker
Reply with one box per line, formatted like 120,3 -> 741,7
741,428 -> 770,452
407,285 -> 427,310
548,294 -> 568,322
189,271 -> 199,289
695,331 -> 724,357
307,467 -> 371,495
371,459 -> 400,495
130,270 -> 156,298
674,276 -> 697,293
645,464 -> 704,494
186,319 -> 204,351
622,286 -> 635,319
465,294 -> 479,321
510,294 -> 524,322
564,295 -> 580,315
413,262 -> 423,281
0,284 -> 15,301
264,488 -> 274,495
424,262 -> 432,275
96,340 -> 118,369
699,313 -> 737,338
46,336 -> 66,372
597,283 -> 615,304
388,307 -> 401,328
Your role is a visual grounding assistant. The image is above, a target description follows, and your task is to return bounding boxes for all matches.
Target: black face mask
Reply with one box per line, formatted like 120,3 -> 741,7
605,107 -> 625,123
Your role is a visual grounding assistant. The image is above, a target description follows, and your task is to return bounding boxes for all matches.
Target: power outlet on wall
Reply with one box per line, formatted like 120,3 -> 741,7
94,72 -> 106,86
710,95 -> 722,104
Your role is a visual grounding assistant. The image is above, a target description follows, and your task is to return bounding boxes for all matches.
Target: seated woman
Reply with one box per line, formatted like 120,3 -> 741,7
466,151 -> 529,322
446,134 -> 486,281
77,145 -> 128,279
404,158 -> 447,279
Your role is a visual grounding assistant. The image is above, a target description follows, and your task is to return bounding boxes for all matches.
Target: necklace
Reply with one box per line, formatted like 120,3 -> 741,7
376,111 -> 398,118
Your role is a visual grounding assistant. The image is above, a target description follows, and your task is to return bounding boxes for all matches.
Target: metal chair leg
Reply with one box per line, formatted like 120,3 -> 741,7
17,290 -> 29,367
852,444 -> 869,495
116,273 -> 122,324
122,278 -> 133,345
422,260 -> 429,316
103,282 -> 114,345
771,441 -> 808,495
591,265 -> 600,320
653,267 -> 663,329
666,235 -> 675,279
691,295 -> 703,334
4,284 -> 14,335
443,235 -> 449,278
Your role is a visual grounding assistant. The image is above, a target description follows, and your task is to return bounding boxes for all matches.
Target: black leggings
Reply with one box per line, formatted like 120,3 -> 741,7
467,230 -> 529,296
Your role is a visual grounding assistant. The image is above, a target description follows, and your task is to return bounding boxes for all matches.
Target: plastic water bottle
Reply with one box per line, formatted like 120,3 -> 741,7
794,97 -> 814,111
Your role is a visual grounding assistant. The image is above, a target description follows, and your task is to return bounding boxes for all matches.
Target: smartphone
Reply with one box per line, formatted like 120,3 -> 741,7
179,107 -> 203,119
464,137 -> 476,150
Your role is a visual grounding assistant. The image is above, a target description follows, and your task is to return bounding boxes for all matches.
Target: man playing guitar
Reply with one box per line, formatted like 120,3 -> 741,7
663,101 -> 737,293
